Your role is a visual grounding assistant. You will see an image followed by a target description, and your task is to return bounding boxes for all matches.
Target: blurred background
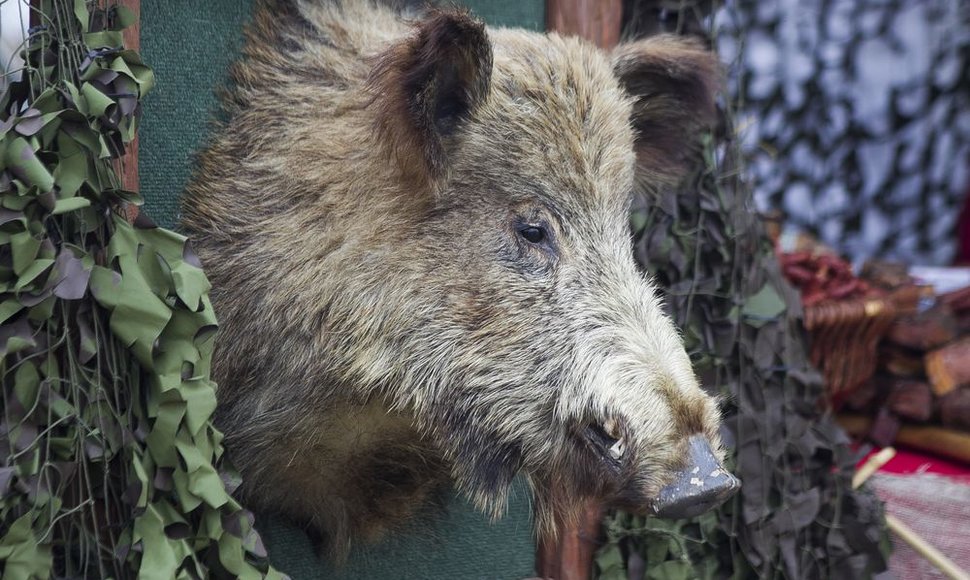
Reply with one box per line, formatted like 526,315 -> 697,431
7,0 -> 966,268
719,0 -> 970,267
0,1 -> 27,95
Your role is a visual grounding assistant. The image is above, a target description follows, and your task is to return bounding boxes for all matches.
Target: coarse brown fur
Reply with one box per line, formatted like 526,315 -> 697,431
181,0 -> 725,559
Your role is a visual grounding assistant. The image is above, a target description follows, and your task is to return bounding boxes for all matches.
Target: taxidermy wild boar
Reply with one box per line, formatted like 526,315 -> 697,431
181,0 -> 739,558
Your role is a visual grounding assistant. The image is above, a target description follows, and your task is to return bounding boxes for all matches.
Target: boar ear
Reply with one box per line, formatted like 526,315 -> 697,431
370,9 -> 492,191
612,35 -> 722,185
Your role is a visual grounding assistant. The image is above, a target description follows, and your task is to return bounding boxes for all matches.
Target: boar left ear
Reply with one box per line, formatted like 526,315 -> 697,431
370,9 -> 493,191
612,36 -> 722,185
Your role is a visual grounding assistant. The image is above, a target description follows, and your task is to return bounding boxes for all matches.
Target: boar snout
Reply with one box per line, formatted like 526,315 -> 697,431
650,435 -> 740,519
580,416 -> 738,520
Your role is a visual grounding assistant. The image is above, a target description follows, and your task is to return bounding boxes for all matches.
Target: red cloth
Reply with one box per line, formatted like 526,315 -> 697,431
858,446 -> 970,481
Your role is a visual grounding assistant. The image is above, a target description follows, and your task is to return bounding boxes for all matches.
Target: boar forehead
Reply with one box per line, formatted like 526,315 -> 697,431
455,30 -> 637,219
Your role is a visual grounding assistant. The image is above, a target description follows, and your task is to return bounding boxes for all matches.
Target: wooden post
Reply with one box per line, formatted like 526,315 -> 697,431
536,501 -> 603,580
537,6 -> 622,578
538,4 -> 624,577
115,0 -> 140,210
546,0 -> 623,49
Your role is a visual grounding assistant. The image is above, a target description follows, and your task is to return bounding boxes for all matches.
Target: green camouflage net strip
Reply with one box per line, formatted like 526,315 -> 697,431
0,1 -> 281,577
595,1 -> 891,578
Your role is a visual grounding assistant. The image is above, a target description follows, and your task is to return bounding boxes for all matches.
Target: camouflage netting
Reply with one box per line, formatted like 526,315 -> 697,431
0,1 -> 279,577
721,0 -> 970,266
595,2 -> 891,579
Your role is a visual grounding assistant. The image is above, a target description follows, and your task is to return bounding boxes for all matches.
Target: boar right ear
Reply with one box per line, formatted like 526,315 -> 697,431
370,9 -> 492,191
612,36 -> 722,186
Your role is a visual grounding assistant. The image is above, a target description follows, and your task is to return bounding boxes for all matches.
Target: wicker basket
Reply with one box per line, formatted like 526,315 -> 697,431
804,297 -> 897,403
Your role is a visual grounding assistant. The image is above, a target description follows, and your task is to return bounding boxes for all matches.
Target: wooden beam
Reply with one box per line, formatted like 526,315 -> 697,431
546,0 -> 623,49
115,0 -> 140,202
837,413 -> 970,464
537,5 -> 624,578
536,5 -> 623,578
536,501 -> 603,580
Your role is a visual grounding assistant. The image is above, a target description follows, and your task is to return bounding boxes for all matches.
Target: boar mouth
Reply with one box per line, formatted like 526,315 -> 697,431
577,426 -> 740,520
580,418 -> 627,470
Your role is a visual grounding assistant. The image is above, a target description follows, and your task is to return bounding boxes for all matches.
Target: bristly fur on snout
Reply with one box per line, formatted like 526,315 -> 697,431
181,0 -> 724,559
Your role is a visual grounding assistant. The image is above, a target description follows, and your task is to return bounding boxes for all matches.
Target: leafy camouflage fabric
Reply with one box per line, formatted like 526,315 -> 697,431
595,2 -> 890,578
0,1 -> 279,577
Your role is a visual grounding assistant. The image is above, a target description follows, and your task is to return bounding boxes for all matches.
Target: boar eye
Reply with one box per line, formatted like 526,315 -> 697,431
518,226 -> 546,244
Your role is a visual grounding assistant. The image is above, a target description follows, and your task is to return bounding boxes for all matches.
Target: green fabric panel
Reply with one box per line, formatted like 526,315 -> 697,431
261,480 -> 535,579
141,0 -> 253,229
140,1 -> 543,578
463,0 -> 544,30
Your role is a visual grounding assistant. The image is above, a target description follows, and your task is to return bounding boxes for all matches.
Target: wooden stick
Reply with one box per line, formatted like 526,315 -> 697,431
852,447 -> 896,489
851,446 -> 970,580
885,514 -> 970,580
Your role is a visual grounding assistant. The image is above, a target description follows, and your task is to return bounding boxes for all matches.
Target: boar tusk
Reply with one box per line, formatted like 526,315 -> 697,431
609,438 -> 625,460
